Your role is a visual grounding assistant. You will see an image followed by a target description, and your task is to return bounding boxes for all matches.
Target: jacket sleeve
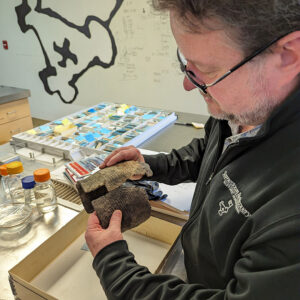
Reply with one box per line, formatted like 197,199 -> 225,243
93,215 -> 300,300
143,118 -> 213,185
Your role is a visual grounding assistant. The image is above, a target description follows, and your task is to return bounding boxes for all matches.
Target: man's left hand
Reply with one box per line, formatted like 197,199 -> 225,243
85,210 -> 123,257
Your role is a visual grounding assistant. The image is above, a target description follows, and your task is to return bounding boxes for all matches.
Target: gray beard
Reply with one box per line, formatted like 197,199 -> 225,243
213,98 -> 279,126
207,67 -> 281,126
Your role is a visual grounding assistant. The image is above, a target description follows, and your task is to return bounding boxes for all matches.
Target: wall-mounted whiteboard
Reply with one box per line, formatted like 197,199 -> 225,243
0,0 -> 208,120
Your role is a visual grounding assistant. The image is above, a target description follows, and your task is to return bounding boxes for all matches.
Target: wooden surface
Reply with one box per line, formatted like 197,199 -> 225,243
0,98 -> 33,144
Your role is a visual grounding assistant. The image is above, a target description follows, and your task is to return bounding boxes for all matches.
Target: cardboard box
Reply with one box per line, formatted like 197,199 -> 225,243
9,211 -> 181,300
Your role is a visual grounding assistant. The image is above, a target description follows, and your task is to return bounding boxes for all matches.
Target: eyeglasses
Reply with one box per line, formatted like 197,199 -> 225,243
177,34 -> 287,95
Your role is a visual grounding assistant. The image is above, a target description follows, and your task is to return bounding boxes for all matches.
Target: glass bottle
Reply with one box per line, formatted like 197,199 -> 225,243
22,176 -> 36,206
33,168 -> 57,213
0,165 -> 32,234
6,161 -> 25,204
0,165 -> 9,204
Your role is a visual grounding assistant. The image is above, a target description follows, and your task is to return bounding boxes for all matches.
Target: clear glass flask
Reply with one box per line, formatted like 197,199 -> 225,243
0,163 -> 33,238
22,176 -> 36,206
33,168 -> 57,213
6,161 -> 25,204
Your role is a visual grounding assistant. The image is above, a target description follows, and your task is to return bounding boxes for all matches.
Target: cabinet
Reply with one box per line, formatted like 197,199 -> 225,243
0,98 -> 33,144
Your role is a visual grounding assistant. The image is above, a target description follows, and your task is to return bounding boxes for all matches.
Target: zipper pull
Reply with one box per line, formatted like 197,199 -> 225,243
206,172 -> 214,185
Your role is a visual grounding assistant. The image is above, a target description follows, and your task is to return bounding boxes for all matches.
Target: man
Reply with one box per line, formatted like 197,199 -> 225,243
85,0 -> 300,299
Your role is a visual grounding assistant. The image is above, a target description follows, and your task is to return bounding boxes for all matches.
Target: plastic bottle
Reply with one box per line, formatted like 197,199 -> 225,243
33,168 -> 57,213
6,161 -> 25,204
0,165 -> 9,203
22,176 -> 36,206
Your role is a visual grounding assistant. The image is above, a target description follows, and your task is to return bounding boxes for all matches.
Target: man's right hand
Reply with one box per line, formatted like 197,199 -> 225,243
99,146 -> 145,180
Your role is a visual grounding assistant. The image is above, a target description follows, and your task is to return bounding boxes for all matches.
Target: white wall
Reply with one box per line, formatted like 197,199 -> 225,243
0,0 -> 208,121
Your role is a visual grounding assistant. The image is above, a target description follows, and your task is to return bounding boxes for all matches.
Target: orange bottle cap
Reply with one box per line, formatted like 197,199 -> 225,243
0,165 -> 8,176
34,168 -> 51,182
6,161 -> 24,175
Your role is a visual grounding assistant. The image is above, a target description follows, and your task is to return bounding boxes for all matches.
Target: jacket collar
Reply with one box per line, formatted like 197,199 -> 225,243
259,86 -> 300,137
213,86 -> 300,143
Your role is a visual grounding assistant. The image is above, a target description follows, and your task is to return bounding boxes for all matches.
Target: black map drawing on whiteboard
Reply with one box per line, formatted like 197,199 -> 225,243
15,0 -> 124,104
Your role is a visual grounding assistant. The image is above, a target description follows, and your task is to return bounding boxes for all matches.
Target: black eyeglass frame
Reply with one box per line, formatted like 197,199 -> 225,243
177,34 -> 288,94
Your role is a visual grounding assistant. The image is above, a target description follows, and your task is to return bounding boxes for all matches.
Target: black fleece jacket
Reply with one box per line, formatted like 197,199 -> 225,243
93,88 -> 300,300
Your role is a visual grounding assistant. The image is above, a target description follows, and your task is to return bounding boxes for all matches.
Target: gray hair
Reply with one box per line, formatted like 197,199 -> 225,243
152,0 -> 300,56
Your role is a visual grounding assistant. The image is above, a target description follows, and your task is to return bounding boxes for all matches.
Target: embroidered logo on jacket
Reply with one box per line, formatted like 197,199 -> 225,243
218,171 -> 251,217
218,200 -> 233,216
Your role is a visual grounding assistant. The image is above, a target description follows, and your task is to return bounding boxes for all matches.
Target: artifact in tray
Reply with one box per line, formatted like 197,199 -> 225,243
76,161 -> 153,232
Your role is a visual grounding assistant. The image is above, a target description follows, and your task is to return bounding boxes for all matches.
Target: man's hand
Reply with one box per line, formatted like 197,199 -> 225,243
85,210 -> 123,257
100,146 -> 145,180
100,145 -> 145,168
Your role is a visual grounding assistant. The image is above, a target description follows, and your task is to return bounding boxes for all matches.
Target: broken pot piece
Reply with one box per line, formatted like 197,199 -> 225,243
78,160 -> 153,193
77,160 -> 153,230
92,186 -> 151,232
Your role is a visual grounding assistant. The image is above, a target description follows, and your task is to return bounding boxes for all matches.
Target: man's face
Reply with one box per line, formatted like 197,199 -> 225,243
170,12 -> 278,126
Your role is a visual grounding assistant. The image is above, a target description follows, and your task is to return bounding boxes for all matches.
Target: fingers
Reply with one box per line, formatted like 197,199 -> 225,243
100,146 -> 144,168
100,146 -> 134,168
101,147 -> 131,165
85,210 -> 123,257
106,150 -> 138,166
87,211 -> 102,230
108,210 -> 122,230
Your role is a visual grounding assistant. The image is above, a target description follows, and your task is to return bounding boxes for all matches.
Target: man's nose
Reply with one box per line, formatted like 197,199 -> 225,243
183,76 -> 197,91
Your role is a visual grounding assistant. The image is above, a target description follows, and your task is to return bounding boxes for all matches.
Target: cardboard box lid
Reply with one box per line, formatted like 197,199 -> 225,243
9,211 -> 181,300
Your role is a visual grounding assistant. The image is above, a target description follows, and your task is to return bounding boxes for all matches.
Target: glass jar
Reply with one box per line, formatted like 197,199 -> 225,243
0,165 -> 9,204
0,163 -> 32,239
6,161 -> 25,204
33,168 -> 57,213
22,176 -> 36,206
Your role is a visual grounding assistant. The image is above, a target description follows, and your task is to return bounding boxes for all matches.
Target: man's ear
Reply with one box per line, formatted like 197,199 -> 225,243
277,31 -> 300,81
